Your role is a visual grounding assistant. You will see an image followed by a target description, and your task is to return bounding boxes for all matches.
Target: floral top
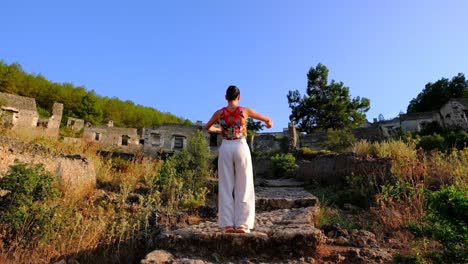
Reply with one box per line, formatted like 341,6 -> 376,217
219,106 -> 247,140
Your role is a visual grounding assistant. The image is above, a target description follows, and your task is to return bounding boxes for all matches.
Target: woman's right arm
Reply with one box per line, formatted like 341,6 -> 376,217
245,108 -> 273,128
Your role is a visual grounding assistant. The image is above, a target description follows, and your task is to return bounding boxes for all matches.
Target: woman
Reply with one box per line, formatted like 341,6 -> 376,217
205,85 -> 273,233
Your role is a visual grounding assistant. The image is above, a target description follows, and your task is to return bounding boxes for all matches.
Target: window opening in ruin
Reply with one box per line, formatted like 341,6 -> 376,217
122,135 -> 130,146
1,109 -> 15,128
173,136 -> 184,150
419,121 -> 430,131
70,120 -> 75,126
151,133 -> 161,146
95,133 -> 101,141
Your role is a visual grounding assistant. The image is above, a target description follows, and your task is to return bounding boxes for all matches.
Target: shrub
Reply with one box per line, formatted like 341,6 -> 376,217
297,147 -> 332,158
411,186 -> 468,263
426,148 -> 468,189
0,162 -> 61,246
380,179 -> 420,203
351,140 -> 374,159
335,173 -> 380,208
445,131 -> 468,149
155,131 -> 212,211
373,140 -> 418,161
271,153 -> 298,177
323,128 -> 356,152
319,207 -> 360,230
417,134 -> 445,151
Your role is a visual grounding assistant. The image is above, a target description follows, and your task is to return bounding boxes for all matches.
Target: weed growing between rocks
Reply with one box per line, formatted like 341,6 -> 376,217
347,140 -> 468,263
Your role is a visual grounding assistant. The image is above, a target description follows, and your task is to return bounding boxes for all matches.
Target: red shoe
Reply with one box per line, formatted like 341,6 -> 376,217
224,226 -> 235,233
235,226 -> 250,233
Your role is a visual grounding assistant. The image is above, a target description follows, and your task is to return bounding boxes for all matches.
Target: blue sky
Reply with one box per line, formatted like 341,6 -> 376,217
2,0 -> 467,132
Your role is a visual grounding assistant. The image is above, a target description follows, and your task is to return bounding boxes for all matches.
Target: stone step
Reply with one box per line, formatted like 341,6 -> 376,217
256,187 -> 319,212
153,207 -> 324,261
257,178 -> 305,188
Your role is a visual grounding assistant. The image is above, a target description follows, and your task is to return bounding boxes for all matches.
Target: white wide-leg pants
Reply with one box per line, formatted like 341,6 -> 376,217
217,138 -> 255,229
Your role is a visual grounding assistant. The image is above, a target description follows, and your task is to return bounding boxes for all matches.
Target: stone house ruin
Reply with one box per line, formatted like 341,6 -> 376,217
378,99 -> 468,136
66,117 -> 85,131
378,118 -> 402,137
83,121 -> 142,153
0,92 -> 63,137
0,92 -> 39,129
143,123 -> 213,157
399,112 -> 438,133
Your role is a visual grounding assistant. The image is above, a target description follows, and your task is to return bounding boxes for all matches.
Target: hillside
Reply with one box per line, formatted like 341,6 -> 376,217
0,61 -> 191,128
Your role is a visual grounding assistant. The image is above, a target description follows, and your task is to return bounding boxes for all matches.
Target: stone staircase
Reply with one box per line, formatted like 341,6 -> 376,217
141,178 -> 325,263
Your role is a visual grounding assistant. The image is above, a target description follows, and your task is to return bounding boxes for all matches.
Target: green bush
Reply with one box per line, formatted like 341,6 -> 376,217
337,174 -> 378,208
380,179 -> 420,203
0,162 -> 61,245
411,186 -> 468,263
297,147 -> 332,158
445,131 -> 468,149
417,134 -> 445,151
323,128 -> 356,152
271,153 -> 298,177
319,207 -> 360,230
155,131 -> 212,211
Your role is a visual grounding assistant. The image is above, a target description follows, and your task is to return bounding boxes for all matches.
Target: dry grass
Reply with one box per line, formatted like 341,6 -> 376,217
352,139 -> 418,161
426,148 -> 468,189
0,129 -> 164,263
351,140 -> 373,159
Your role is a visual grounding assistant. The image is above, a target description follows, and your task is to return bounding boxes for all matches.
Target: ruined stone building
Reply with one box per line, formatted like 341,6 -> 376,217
66,117 -> 85,131
0,92 -> 63,137
379,99 -> 468,136
0,92 -> 39,129
83,121 -> 142,153
38,102 -> 64,137
143,124 -> 212,157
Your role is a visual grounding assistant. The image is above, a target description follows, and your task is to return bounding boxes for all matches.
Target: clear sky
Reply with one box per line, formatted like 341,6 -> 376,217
2,0 -> 467,132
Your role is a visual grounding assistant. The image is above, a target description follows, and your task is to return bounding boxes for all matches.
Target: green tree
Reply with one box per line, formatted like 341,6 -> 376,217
287,63 -> 370,133
407,73 -> 468,113
246,118 -> 264,150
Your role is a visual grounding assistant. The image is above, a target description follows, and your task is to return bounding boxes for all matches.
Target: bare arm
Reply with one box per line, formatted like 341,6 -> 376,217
244,108 -> 273,128
205,110 -> 222,132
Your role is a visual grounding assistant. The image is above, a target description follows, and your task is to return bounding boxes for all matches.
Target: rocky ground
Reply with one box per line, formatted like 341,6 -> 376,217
141,178 -> 398,264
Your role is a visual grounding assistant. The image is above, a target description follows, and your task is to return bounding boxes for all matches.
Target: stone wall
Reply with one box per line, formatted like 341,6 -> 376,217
45,102 -> 63,137
352,126 -> 385,142
83,126 -> 142,153
299,132 -> 326,150
253,134 -> 282,153
253,154 -> 392,185
0,136 -> 96,199
295,154 -> 392,186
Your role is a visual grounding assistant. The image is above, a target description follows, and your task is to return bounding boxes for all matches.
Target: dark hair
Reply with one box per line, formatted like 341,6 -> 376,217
226,85 -> 240,101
